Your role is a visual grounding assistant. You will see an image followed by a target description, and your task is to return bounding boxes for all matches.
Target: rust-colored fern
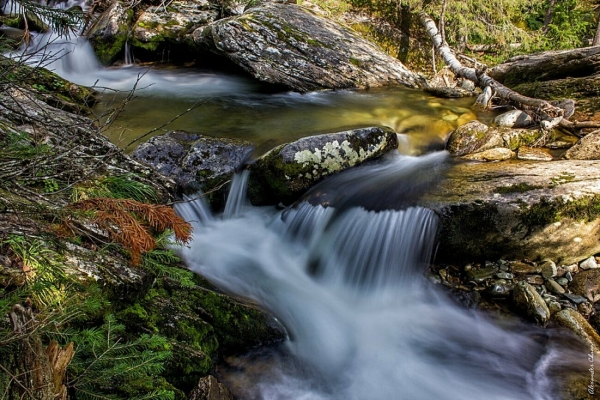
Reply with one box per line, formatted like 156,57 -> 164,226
70,198 -> 192,266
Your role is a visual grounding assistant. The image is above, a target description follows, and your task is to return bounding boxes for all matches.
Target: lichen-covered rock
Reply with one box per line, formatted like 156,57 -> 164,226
248,126 -> 398,205
87,1 -> 133,65
565,131 -> 600,160
422,160 -> 600,265
132,0 -> 219,55
132,131 -> 254,207
446,120 -> 544,156
569,269 -> 600,303
195,3 -> 424,92
512,281 -> 550,325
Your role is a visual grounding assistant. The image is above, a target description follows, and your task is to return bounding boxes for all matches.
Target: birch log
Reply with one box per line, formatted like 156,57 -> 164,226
418,12 -> 567,129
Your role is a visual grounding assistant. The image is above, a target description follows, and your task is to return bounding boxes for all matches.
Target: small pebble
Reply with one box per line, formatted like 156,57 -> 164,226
563,293 -> 588,304
579,256 -> 598,270
540,260 -> 557,278
548,301 -> 562,315
495,272 -> 514,280
556,277 -> 568,286
464,264 -> 473,272
526,275 -> 544,285
565,271 -> 573,282
557,264 -> 578,277
545,279 -> 565,295
578,302 -> 593,317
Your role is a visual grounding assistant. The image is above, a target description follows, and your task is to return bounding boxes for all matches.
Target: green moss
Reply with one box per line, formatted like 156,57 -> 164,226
494,182 -> 543,194
518,195 -> 600,231
349,57 -> 362,67
90,33 -> 128,65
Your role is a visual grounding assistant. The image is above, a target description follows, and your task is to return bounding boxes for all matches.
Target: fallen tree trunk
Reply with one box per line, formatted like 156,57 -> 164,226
419,12 -> 568,130
488,46 -> 600,85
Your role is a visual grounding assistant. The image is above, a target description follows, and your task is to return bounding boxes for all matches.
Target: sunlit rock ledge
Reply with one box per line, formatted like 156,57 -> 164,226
422,159 -> 600,265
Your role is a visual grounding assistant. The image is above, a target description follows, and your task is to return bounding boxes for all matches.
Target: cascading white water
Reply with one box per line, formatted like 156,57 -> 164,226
175,152 -> 571,400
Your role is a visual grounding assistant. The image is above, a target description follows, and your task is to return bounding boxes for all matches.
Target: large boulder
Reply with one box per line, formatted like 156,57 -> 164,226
248,126 -> 398,205
422,160 -> 600,265
565,131 -> 600,160
195,3 -> 424,92
131,131 -> 254,207
87,1 -> 133,65
132,0 -> 219,57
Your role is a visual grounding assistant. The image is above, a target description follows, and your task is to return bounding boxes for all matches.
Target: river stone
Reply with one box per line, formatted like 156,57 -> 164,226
466,266 -> 497,282
446,121 -> 543,156
511,261 -> 542,275
512,281 -> 550,325
545,279 -> 565,295
557,264 -> 579,277
579,256 -> 598,270
195,3 -> 423,92
133,0 -> 219,55
461,147 -> 515,162
132,130 -> 254,205
569,269 -> 600,303
564,131 -> 600,160
553,308 -> 600,355
526,275 -> 544,285
87,1 -> 133,65
486,279 -> 513,297
189,375 -> 235,400
248,126 -> 398,205
423,159 -> 600,265
493,110 -> 533,128
516,146 -> 553,161
540,259 -> 557,278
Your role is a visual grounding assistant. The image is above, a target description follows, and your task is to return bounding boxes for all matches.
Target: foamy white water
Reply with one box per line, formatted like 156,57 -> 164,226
176,153 -> 567,400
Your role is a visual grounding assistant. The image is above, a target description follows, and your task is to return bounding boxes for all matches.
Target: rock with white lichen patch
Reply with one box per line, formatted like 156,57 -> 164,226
248,126 -> 398,205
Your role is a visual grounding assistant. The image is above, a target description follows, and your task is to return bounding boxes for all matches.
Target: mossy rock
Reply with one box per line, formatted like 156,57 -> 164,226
248,126 -> 398,206
0,55 -> 96,113
87,1 -> 133,65
424,160 -> 600,265
115,272 -> 282,393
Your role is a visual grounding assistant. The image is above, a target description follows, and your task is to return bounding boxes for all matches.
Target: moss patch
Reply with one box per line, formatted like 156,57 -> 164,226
518,195 -> 600,231
494,183 -> 543,194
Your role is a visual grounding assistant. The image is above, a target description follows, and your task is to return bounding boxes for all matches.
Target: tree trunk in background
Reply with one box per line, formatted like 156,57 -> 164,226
419,11 -> 566,127
593,7 -> 600,46
542,0 -> 558,35
398,1 -> 411,63
439,0 -> 448,45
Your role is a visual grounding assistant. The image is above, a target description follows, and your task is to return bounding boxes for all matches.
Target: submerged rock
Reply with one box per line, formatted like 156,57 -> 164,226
248,126 -> 398,205
461,147 -> 514,162
132,131 -> 254,207
423,160 -> 600,265
516,146 -> 552,161
195,3 -> 423,92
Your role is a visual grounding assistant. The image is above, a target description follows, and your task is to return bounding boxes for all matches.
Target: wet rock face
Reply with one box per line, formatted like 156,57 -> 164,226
423,160 -> 600,265
87,1 -> 133,65
195,3 -> 424,92
248,126 -> 398,205
512,280 -> 550,325
132,131 -> 254,206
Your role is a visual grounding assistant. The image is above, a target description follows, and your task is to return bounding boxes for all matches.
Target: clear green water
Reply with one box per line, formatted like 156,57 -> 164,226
91,67 -> 483,155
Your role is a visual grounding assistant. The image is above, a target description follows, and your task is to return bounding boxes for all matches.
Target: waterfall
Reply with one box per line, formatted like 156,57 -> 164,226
175,153 -> 567,400
223,170 -> 250,219
124,40 -> 133,65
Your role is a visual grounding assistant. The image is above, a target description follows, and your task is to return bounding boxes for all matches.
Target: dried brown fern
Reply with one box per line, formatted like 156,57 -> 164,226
69,198 -> 192,266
